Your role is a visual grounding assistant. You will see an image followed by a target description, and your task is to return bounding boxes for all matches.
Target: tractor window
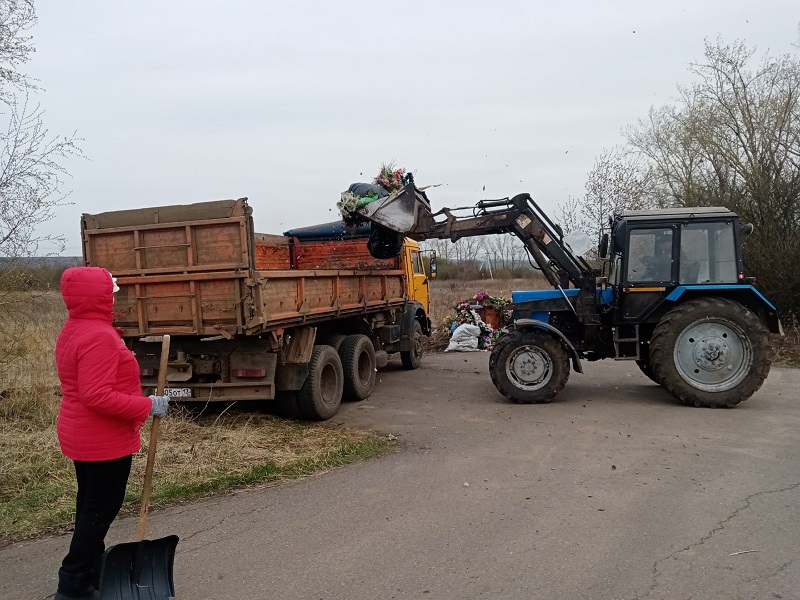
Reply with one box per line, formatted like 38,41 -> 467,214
679,222 -> 737,284
626,228 -> 673,283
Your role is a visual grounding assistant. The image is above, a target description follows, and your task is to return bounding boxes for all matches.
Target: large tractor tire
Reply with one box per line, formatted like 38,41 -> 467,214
297,345 -> 344,420
649,298 -> 772,408
340,334 -> 376,401
635,358 -> 660,384
489,330 -> 570,404
400,320 -> 423,370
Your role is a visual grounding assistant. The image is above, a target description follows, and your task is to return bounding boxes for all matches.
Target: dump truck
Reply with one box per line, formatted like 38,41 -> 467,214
81,198 -> 432,419
356,177 -> 783,408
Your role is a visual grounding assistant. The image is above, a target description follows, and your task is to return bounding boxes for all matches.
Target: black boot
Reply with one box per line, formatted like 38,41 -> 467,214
56,567 -> 99,599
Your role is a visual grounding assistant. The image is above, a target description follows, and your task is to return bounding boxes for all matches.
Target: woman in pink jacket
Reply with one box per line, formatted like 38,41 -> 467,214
55,267 -> 169,600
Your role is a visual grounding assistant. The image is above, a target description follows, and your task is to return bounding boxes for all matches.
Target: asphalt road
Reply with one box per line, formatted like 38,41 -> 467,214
3,354 -> 799,600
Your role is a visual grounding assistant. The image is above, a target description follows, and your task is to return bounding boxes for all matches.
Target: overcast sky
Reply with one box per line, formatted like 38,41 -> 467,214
26,0 -> 800,256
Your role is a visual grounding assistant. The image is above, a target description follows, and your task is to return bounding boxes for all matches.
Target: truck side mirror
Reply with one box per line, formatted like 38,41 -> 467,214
598,233 -> 609,259
741,223 -> 754,236
429,254 -> 437,278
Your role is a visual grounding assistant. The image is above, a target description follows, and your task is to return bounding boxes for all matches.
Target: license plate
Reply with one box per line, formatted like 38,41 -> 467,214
164,387 -> 192,398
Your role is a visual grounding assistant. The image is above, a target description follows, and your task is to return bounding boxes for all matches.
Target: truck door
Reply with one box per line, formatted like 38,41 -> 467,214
404,241 -> 430,314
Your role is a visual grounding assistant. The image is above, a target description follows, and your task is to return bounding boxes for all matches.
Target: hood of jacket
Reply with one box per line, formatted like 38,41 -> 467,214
60,266 -> 115,322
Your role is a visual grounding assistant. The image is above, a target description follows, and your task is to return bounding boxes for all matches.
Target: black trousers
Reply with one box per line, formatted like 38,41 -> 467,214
58,455 -> 132,596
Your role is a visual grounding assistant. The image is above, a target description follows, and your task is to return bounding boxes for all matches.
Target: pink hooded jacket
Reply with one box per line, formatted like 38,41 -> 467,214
56,267 -> 151,461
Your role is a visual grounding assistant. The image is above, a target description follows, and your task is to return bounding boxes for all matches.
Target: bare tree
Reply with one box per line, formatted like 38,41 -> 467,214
566,37 -> 800,314
0,0 -> 82,375
623,38 -> 800,313
0,1 -> 36,97
559,147 -> 656,244
0,1 -> 81,265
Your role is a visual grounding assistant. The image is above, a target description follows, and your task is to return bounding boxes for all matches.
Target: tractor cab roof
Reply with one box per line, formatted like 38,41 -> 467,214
616,207 -> 738,222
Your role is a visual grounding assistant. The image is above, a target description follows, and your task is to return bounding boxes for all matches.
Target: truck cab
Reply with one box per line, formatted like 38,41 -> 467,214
401,238 -> 430,315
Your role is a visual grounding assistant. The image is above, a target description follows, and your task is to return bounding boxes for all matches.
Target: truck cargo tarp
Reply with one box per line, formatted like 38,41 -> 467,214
284,221 -> 372,241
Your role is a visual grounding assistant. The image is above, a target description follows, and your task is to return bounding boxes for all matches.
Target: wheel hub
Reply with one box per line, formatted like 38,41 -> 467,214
507,346 -> 552,390
674,318 -> 751,392
693,336 -> 729,370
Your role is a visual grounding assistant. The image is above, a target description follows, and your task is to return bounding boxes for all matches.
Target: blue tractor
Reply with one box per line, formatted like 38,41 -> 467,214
358,180 -> 784,408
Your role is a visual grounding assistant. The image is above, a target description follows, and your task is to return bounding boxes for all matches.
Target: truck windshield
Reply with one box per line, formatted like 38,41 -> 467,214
679,222 -> 737,284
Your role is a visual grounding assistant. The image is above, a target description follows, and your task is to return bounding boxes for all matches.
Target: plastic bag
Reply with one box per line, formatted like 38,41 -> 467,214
445,324 -> 482,352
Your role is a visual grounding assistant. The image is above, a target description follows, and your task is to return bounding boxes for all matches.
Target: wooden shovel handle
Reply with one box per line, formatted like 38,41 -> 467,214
136,334 -> 171,542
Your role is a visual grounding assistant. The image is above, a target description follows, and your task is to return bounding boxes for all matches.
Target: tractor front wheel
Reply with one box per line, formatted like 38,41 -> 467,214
649,298 -> 772,408
489,330 -> 570,404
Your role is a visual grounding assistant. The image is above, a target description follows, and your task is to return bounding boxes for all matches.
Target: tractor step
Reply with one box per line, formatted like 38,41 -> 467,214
613,324 -> 640,360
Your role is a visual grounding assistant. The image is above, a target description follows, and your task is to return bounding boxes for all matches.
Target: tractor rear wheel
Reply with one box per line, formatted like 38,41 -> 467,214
635,358 -> 660,384
649,298 -> 772,408
489,330 -> 569,404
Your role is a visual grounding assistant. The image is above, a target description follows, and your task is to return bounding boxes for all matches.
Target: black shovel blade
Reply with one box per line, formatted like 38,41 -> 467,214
100,535 -> 179,600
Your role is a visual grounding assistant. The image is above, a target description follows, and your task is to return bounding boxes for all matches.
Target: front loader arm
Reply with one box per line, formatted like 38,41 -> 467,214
356,181 -> 601,328
360,184 -> 593,288
411,193 -> 592,288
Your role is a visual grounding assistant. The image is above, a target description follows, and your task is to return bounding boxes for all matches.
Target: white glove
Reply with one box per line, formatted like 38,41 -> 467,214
149,394 -> 170,417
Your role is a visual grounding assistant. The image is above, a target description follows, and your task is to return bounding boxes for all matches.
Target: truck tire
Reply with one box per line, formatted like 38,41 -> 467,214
400,320 -> 423,370
325,334 -> 348,354
489,330 -> 569,403
649,298 -> 772,408
340,334 -> 376,401
297,345 -> 344,420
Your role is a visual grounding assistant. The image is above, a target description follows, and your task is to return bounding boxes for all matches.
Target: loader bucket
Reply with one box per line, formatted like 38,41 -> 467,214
356,183 -> 434,234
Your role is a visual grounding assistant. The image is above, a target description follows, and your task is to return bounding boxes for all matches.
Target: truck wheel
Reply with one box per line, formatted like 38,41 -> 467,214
649,298 -> 772,408
298,345 -> 344,420
636,359 -> 660,384
489,330 -> 569,403
325,334 -> 348,354
340,334 -> 376,401
400,320 -> 423,370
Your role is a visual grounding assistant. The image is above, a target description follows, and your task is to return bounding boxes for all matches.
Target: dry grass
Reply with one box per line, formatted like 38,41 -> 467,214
0,292 -> 391,544
774,313 -> 800,367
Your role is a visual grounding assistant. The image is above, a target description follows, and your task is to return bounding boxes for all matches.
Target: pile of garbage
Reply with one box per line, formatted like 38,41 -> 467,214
444,292 -> 512,352
337,163 -> 407,220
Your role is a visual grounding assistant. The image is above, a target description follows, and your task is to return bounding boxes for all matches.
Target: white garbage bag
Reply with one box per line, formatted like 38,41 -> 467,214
445,324 -> 482,352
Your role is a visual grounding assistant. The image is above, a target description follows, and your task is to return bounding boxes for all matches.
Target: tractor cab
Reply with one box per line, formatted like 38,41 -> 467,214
609,207 -> 745,287
606,207 -> 747,324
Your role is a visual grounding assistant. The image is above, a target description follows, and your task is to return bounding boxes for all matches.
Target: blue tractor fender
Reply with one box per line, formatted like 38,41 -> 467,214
514,319 -> 584,374
665,285 -> 783,334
